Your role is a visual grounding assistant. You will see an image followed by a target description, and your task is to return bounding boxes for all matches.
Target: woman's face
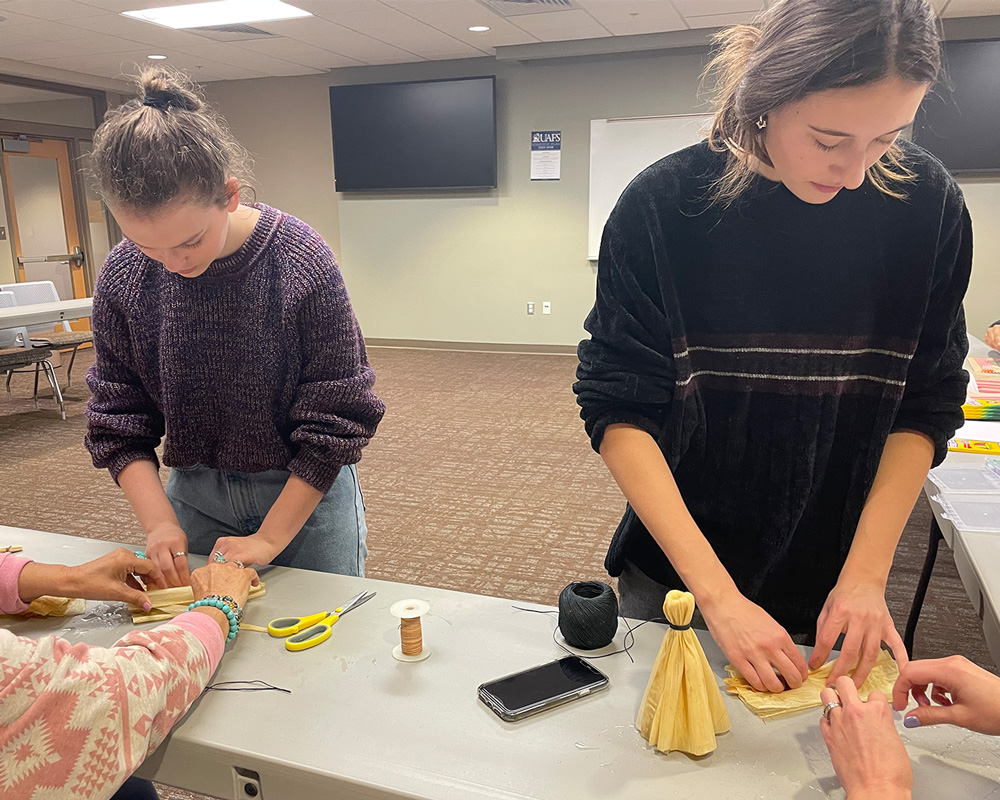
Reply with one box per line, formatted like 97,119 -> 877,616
761,76 -> 929,204
111,183 -> 239,278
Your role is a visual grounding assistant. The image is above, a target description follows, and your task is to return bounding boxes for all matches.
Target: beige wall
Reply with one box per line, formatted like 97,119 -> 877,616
205,51 -> 1000,347
960,180 -> 1000,339
0,97 -> 95,128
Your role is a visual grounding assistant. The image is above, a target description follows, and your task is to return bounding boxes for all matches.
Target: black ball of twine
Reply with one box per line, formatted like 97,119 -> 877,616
558,581 -> 619,650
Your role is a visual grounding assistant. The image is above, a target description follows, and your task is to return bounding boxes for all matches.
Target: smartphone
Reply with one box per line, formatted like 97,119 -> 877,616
478,656 -> 610,722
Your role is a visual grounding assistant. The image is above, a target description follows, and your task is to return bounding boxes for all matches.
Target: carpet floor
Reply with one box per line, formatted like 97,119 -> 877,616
1,345 -> 993,798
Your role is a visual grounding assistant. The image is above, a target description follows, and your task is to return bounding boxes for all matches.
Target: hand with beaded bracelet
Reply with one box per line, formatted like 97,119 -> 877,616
187,562 -> 259,643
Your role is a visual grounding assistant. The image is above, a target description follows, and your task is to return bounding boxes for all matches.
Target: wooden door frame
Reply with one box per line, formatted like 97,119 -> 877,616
3,139 -> 85,298
0,74 -> 112,297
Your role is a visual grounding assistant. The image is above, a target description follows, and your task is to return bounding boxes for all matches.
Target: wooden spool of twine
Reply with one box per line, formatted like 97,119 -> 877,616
390,599 -> 431,662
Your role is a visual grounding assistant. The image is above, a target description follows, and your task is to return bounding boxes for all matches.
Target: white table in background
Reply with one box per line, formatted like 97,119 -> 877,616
0,297 -> 93,330
2,525 -> 998,800
905,336 -> 1000,663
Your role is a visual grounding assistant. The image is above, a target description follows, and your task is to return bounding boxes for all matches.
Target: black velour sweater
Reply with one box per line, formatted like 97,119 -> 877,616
574,140 -> 971,632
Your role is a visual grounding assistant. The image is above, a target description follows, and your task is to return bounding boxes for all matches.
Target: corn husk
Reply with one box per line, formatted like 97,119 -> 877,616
20,595 -> 86,617
637,590 -> 731,756
724,648 -> 899,720
130,582 -> 266,624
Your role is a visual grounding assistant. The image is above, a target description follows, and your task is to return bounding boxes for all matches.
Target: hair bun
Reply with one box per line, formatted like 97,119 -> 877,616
139,67 -> 203,113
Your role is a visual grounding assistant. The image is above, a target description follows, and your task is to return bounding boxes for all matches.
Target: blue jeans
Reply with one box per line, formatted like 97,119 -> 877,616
165,464 -> 367,576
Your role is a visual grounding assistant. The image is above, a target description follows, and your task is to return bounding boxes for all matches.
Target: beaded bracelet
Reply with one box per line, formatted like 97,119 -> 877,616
188,596 -> 241,643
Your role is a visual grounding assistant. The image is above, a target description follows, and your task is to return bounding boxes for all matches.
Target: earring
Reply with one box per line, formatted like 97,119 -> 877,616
755,115 -> 767,130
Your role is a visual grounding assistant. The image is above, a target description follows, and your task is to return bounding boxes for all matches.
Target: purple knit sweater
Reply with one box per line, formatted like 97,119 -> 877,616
85,204 -> 385,494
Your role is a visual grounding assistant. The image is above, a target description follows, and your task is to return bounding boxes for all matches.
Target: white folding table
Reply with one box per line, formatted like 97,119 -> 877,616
2,525 -> 998,800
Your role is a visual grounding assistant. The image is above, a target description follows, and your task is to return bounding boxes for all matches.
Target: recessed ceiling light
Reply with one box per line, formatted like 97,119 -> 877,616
147,54 -> 168,60
468,25 -> 491,32
124,0 -> 311,30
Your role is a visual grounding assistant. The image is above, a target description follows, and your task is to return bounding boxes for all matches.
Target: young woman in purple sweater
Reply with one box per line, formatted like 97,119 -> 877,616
85,68 -> 385,587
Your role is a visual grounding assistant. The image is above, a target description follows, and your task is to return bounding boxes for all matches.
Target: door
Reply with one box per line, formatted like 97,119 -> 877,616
2,138 -> 90,332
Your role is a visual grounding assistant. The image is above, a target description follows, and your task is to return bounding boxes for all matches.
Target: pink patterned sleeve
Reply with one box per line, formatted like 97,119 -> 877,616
0,553 -> 33,615
0,611 -> 224,800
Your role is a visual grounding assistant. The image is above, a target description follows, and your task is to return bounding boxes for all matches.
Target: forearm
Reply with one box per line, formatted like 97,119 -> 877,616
16,562 -> 71,604
841,431 -> 935,586
118,458 -> 182,535
255,473 -> 324,552
599,424 -> 738,604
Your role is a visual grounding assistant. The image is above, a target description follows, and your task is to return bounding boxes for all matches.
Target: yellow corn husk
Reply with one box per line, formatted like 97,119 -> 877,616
130,582 -> 266,624
637,590 -> 731,756
20,595 -> 86,617
724,648 -> 899,720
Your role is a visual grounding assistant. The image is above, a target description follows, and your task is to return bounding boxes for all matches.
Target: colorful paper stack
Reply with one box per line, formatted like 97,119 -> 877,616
962,398 -> 1000,421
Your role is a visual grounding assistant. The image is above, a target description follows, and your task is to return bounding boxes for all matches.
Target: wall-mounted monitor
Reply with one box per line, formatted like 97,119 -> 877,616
329,76 -> 497,191
913,39 -> 1000,174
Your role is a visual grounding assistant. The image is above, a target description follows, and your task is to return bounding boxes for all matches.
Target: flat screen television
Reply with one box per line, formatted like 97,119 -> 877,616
913,39 -> 1000,174
328,76 -> 497,191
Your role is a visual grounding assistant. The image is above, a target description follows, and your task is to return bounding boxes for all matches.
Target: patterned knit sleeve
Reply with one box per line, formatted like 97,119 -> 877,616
574,192 -> 678,453
0,612 -> 223,800
84,288 -> 165,481
890,184 -> 972,466
287,252 -> 386,494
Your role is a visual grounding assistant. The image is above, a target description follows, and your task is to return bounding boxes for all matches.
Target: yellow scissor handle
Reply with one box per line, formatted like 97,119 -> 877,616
285,621 -> 334,652
268,611 -> 331,637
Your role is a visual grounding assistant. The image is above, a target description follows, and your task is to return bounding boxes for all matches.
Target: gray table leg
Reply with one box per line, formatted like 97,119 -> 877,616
904,516 -> 944,659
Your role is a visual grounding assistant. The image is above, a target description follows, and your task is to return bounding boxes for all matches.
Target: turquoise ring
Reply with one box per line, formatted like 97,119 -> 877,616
133,550 -> 148,560
213,550 -> 227,563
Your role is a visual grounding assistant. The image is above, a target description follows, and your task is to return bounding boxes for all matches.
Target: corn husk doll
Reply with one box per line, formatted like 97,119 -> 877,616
637,590 -> 730,756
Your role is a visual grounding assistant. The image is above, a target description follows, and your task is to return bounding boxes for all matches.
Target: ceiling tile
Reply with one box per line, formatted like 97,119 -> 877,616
0,26 -> 48,48
254,16 -> 422,63
0,33 -> 138,61
942,0 -> 1000,15
576,0 -> 685,28
233,38 -> 366,69
0,0 -> 106,21
70,12 -> 205,44
300,3 -> 473,58
31,49 -> 264,81
378,0 -> 538,50
683,10 -> 760,28
0,8 -> 51,26
507,9 -> 609,35
672,0 -> 763,15
76,0 -> 202,10
2,19 -> 92,41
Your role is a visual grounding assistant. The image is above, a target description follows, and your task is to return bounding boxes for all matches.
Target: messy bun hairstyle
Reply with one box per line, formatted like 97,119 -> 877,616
90,66 -> 253,213
704,0 -> 941,205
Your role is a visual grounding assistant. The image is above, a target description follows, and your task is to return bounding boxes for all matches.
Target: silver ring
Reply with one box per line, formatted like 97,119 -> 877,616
822,701 -> 842,722
213,550 -> 227,563
234,560 -> 245,569
173,551 -> 187,558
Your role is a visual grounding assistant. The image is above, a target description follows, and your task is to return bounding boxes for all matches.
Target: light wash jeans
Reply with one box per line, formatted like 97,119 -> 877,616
165,464 -> 367,576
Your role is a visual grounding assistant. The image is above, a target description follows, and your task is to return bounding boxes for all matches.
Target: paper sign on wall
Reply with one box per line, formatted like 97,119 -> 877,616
530,131 -> 561,181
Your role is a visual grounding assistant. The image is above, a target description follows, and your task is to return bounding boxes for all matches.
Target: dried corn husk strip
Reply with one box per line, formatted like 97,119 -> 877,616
724,648 -> 899,720
19,596 -> 86,617
130,582 -> 266,624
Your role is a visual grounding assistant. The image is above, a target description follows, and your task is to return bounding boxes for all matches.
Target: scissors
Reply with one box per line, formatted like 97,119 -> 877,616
268,590 -> 376,652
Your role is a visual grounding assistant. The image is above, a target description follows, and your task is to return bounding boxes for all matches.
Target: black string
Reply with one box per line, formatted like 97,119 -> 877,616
511,605 -> 667,664
204,680 -> 291,694
668,622 -> 693,631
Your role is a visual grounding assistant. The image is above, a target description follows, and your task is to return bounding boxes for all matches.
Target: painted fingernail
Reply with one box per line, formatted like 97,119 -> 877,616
903,716 -> 921,728
142,602 -> 151,611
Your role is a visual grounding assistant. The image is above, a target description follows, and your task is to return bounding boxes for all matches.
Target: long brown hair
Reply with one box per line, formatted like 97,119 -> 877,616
704,0 -> 941,205
90,67 -> 253,213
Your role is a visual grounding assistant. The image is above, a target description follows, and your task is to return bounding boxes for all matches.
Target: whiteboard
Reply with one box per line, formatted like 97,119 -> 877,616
588,114 -> 714,260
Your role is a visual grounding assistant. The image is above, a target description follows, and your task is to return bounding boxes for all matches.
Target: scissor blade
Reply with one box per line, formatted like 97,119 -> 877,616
339,590 -> 376,615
